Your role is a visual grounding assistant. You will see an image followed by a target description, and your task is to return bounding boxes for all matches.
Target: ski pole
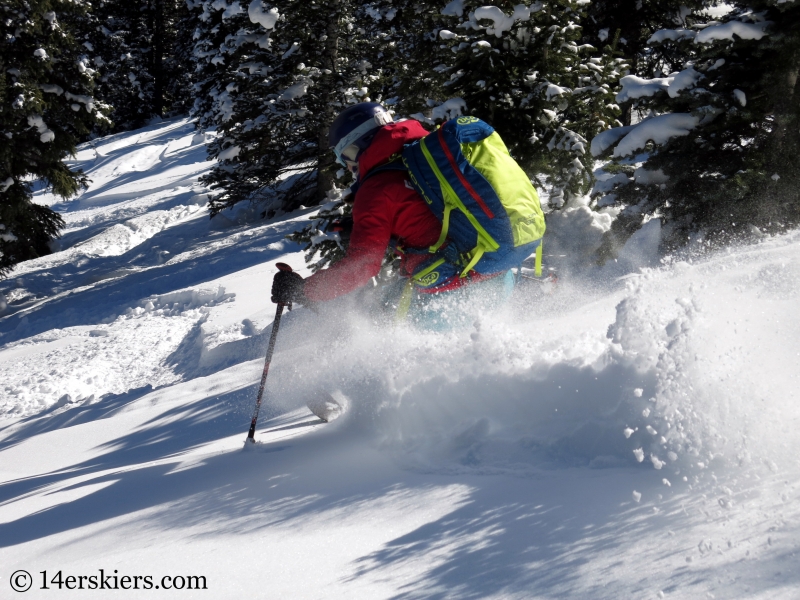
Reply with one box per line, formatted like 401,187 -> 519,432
245,262 -> 293,444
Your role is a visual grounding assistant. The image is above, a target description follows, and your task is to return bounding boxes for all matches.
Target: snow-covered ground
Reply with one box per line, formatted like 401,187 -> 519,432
1,118 -> 799,598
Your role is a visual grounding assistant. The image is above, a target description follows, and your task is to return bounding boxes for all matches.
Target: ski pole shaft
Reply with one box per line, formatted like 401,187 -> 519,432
246,263 -> 293,443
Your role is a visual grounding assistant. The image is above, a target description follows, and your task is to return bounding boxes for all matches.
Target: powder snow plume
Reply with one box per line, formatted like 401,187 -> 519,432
266,231 -> 800,489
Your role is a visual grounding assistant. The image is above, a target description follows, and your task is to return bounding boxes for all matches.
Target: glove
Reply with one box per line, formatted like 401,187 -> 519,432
271,270 -> 306,304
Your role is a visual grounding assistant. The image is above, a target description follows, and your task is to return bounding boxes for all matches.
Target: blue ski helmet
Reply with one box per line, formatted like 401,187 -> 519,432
329,102 -> 393,165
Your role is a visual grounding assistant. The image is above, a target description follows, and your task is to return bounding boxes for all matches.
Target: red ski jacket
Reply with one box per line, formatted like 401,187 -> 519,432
304,120 -> 441,303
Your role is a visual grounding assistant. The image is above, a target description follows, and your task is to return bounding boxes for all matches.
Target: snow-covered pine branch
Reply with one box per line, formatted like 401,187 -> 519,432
590,0 -> 800,261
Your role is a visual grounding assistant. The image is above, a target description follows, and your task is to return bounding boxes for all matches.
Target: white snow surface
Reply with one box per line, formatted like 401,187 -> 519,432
1,118 -> 800,598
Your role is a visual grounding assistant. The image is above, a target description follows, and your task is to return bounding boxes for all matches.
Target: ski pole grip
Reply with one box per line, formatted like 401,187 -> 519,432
275,262 -> 293,273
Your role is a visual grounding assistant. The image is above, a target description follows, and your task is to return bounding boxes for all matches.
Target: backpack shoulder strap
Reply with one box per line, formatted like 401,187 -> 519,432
348,156 -> 407,197
359,156 -> 407,184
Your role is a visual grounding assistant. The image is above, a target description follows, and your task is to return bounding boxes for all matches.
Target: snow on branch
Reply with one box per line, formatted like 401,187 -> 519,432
221,1 -> 243,19
248,0 -> 279,30
695,20 -> 771,43
410,98 -> 466,124
612,114 -> 699,157
27,115 -> 55,143
649,20 -> 771,46
547,127 -> 588,155
616,67 -> 703,102
278,80 -> 309,101
544,83 -> 570,100
0,223 -> 18,242
217,145 -> 241,160
473,4 -> 541,37
591,125 -> 635,156
39,84 -> 64,95
441,0 -> 465,17
648,28 -> 696,44
65,91 -> 95,112
432,98 -> 466,120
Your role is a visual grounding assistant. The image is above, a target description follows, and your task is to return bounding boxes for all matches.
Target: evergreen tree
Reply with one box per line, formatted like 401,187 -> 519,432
285,190 -> 354,274
284,0 -> 443,273
197,0 -> 401,217
583,0 -> 707,126
168,0 -> 200,117
374,0 -> 450,118
592,0 -> 800,258
1,0 -> 108,276
186,0 -> 252,133
428,0 -> 625,206
83,0 -> 194,132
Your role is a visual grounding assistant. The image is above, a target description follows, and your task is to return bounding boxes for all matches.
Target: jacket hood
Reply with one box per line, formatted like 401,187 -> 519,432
358,119 -> 430,177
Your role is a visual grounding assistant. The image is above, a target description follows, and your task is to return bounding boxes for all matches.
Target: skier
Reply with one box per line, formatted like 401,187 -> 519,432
271,102 -> 517,330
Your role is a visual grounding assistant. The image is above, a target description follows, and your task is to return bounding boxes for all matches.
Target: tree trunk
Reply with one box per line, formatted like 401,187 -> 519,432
153,0 -> 165,117
768,50 -> 799,155
315,0 -> 342,201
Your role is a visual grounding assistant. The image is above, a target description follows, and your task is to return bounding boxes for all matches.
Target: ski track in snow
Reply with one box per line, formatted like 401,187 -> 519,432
1,118 -> 799,599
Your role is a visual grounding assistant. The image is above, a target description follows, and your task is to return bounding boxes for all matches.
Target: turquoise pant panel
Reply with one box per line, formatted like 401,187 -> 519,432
406,270 -> 515,332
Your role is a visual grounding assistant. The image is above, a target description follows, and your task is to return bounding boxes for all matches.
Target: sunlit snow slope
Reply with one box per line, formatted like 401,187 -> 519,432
0,118 -> 798,599
0,118 -> 313,416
